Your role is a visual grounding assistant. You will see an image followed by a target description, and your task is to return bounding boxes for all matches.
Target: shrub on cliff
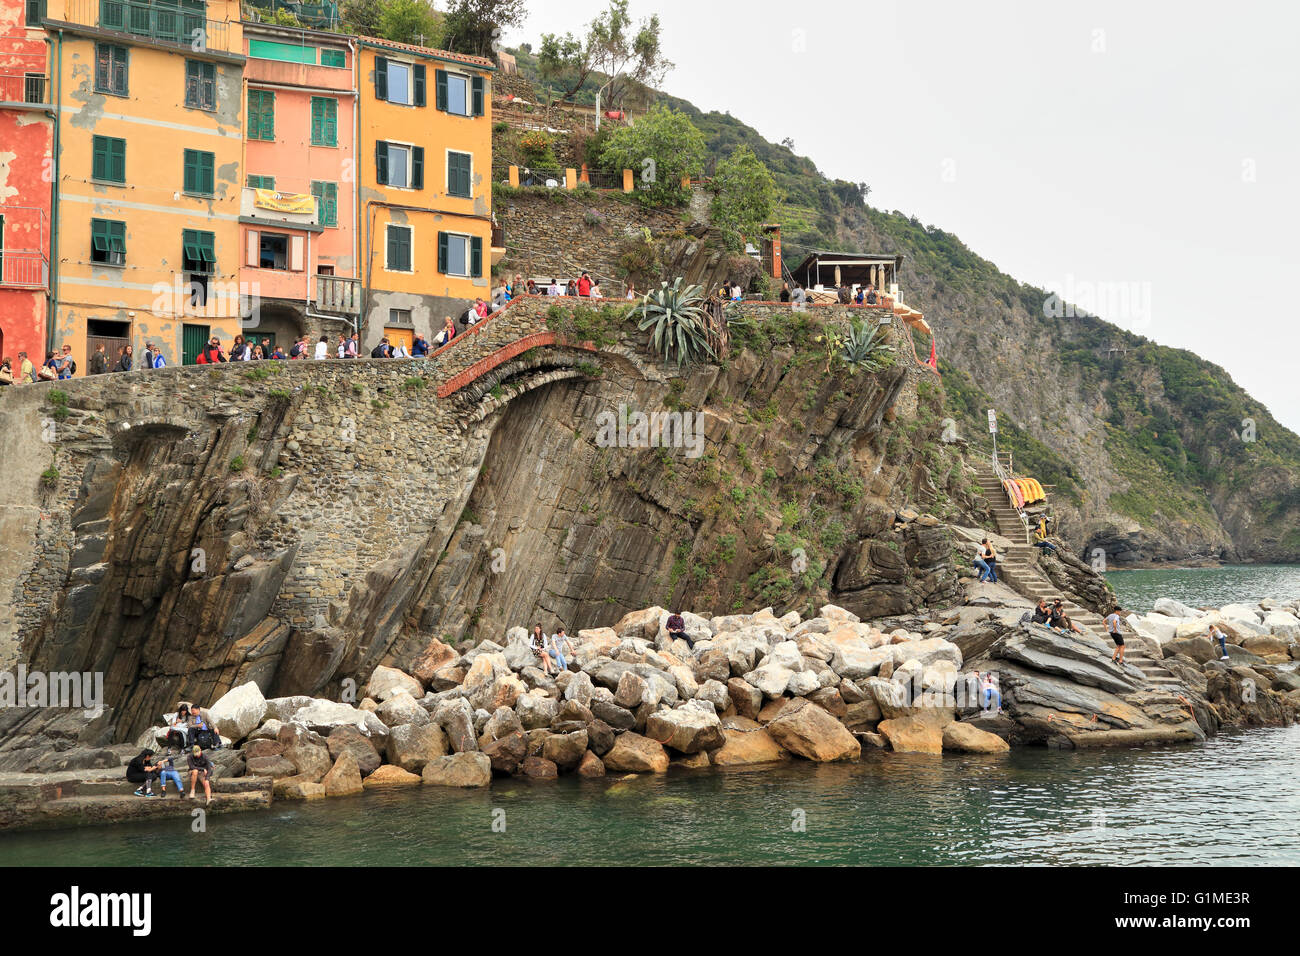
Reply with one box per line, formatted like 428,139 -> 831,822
596,105 -> 706,207
710,145 -> 781,254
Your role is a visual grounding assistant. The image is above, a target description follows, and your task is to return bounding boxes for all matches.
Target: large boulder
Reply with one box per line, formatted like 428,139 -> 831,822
942,721 -> 1010,753
363,765 -> 422,789
745,664 -> 795,700
727,678 -> 762,719
482,731 -> 529,775
602,732 -> 670,773
376,691 -> 430,728
542,729 -> 589,772
1262,610 -> 1300,639
411,637 -> 458,688
695,679 -> 731,713
516,694 -> 559,730
264,695 -> 313,723
765,700 -> 860,762
277,724 -> 334,781
422,752 -> 492,788
245,754 -> 299,778
614,671 -> 649,708
878,715 -> 945,754
590,698 -> 636,731
576,751 -> 606,777
327,725 -> 382,777
292,699 -> 388,743
433,698 -> 478,753
644,702 -> 725,754
385,722 -> 449,773
366,666 -> 423,702
1153,597 -> 1204,619
614,606 -> 666,641
711,719 -> 789,766
208,682 -> 268,744
321,750 -> 364,796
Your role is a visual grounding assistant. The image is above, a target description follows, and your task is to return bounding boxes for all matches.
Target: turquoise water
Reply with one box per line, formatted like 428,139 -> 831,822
1107,564 -> 1300,613
2,726 -> 1296,866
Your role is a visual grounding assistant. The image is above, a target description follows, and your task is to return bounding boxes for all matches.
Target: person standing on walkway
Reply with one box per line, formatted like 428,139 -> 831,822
1105,607 -> 1127,664
980,538 -> 998,583
89,344 -> 109,375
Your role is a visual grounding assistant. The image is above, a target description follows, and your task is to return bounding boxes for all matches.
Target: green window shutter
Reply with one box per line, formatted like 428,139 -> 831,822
375,141 -> 388,185
472,75 -> 485,116
248,90 -> 275,141
93,136 -> 125,183
92,136 -> 107,180
448,152 -> 471,197
470,236 -> 482,278
91,219 -> 109,252
110,138 -> 125,182
437,231 -> 448,273
184,150 -> 213,195
413,65 -> 426,106
310,98 -> 337,146
247,174 -> 275,190
374,56 -> 388,100
198,231 -> 216,268
388,226 -> 410,271
311,182 -> 338,228
411,146 -> 424,189
435,69 -> 448,111
321,49 -> 345,68
108,221 -> 126,254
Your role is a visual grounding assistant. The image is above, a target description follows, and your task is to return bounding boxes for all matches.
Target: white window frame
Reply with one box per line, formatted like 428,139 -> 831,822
386,59 -> 414,106
385,222 -> 414,274
384,140 -> 414,190
445,148 -> 473,199
444,70 -> 470,116
443,230 -> 472,278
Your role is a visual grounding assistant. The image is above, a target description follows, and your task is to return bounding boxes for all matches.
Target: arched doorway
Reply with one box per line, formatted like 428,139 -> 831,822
243,302 -> 305,356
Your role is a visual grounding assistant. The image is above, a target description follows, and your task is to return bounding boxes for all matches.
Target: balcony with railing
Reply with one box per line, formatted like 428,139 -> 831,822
56,0 -> 235,53
315,274 -> 360,314
0,206 -> 50,290
0,72 -> 48,106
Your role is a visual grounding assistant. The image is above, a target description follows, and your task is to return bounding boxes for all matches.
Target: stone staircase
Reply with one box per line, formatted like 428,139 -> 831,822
969,461 -> 1183,691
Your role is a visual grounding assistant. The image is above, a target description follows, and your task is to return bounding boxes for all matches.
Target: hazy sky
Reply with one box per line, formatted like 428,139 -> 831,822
506,0 -> 1300,433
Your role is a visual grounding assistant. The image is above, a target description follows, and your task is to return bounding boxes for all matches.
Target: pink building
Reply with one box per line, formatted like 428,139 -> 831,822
0,0 -> 53,369
240,21 -> 358,352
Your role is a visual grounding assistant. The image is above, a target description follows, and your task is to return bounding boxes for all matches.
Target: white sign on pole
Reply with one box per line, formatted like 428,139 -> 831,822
987,409 -> 998,434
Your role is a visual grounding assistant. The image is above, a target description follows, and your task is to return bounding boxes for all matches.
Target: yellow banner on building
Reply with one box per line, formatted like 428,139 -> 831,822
253,189 -> 316,214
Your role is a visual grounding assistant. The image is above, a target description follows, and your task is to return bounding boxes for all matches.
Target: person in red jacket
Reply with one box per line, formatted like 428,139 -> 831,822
577,271 -> 593,297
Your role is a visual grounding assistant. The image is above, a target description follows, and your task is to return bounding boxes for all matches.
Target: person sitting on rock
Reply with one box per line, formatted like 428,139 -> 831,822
530,623 -> 555,676
156,754 -> 186,798
187,746 -> 215,804
188,705 -> 220,750
546,627 -> 574,672
126,748 -> 162,797
166,704 -> 191,753
979,539 -> 999,583
1049,600 -> 1083,634
1031,599 -> 1052,626
666,611 -> 691,649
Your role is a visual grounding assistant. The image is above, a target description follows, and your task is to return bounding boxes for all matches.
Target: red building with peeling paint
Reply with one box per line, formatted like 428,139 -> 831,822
0,0 -> 53,369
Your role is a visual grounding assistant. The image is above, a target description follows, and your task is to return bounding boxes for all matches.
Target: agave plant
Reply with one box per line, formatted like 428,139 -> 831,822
635,278 -> 716,367
839,318 -> 893,374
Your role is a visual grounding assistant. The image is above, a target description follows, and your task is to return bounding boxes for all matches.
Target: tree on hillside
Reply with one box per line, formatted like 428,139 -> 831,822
343,0 -> 386,36
710,145 -> 782,253
441,0 -> 527,59
537,0 -> 672,108
596,105 -> 706,207
379,0 -> 444,46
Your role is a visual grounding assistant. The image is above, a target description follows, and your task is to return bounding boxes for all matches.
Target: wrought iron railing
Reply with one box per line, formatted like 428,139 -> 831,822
0,73 -> 47,104
0,251 -> 50,290
60,0 -> 234,52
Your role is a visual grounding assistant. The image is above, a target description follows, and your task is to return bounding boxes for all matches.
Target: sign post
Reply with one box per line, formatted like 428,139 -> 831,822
988,409 -> 998,471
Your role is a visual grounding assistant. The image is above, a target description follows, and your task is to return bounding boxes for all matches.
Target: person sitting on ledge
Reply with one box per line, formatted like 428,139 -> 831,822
165,704 -> 191,753
126,749 -> 162,797
1031,598 -> 1052,626
1049,600 -> 1083,634
666,610 -> 691,648
187,746 -> 214,805
156,754 -> 186,798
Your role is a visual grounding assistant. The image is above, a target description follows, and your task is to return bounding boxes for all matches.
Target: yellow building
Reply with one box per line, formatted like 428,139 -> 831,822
356,38 -> 494,352
45,0 -> 245,368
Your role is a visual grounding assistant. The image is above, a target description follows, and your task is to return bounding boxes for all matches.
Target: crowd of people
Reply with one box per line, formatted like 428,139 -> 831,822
777,280 -> 882,306
125,701 -> 221,802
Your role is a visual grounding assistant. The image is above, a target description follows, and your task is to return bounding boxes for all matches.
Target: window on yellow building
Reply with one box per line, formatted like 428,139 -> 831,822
248,89 -> 275,141
310,97 -> 337,147
91,219 -> 126,267
374,56 -> 425,107
247,174 -> 275,190
437,232 -> 482,278
447,151 -> 472,198
386,225 -> 412,273
183,149 -> 215,196
376,141 -> 424,189
435,70 -> 484,117
91,136 -> 126,184
185,60 -> 216,111
95,44 -> 128,96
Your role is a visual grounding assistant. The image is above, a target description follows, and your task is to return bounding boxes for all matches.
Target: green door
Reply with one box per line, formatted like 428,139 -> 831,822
182,323 -> 209,365
247,330 -> 276,355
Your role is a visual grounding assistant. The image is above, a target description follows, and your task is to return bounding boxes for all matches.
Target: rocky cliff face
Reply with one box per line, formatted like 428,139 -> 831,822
1,299 -> 980,741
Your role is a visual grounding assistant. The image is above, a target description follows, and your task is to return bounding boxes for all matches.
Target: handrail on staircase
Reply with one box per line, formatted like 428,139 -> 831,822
975,442 -> 1033,547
